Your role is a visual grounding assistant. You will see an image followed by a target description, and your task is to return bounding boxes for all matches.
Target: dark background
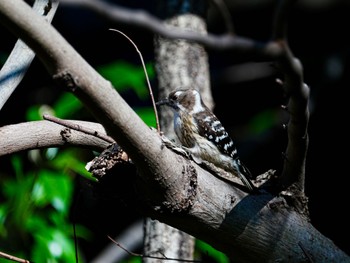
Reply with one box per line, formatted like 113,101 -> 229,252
0,0 -> 349,260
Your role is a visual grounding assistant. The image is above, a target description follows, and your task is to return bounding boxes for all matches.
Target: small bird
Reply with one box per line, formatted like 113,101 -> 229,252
156,88 -> 255,192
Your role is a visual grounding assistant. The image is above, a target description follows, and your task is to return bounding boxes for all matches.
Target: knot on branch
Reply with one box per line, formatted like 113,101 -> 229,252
43,0 -> 52,15
53,70 -> 79,92
86,143 -> 131,179
59,127 -> 72,142
162,162 -> 198,214
280,184 -> 310,219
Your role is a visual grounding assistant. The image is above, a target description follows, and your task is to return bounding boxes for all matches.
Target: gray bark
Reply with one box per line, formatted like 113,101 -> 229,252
0,120 -> 109,156
143,12 -> 212,263
155,13 -> 213,138
143,219 -> 194,262
0,0 -> 349,262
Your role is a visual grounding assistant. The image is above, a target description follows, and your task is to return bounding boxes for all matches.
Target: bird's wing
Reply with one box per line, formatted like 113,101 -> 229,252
194,111 -> 255,190
195,110 -> 253,178
194,110 -> 238,159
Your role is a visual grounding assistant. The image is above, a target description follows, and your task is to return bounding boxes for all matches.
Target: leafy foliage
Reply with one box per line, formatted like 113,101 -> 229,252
0,154 -> 90,262
0,60 -> 156,262
97,60 -> 155,101
195,239 -> 230,263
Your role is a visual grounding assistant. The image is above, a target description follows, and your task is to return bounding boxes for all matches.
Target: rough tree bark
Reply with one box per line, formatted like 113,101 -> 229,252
143,2 -> 212,261
0,0 -> 349,262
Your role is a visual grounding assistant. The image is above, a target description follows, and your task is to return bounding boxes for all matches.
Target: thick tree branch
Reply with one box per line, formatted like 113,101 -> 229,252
0,120 -> 109,156
272,0 -> 309,193
0,0 -> 348,261
59,0 -> 282,59
0,0 -> 161,168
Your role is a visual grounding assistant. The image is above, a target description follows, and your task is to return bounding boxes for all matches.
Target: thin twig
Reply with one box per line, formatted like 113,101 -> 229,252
43,114 -> 115,143
107,236 -> 202,262
109,28 -> 161,133
0,251 -> 32,263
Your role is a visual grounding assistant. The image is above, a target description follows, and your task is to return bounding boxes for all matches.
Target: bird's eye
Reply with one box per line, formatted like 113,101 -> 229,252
170,91 -> 180,101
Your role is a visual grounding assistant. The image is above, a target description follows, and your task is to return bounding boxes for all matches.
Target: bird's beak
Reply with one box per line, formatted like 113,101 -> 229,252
156,99 -> 178,110
155,99 -> 169,106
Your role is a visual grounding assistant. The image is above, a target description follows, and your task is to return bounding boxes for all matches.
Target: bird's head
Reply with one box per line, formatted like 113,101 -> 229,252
156,88 -> 204,114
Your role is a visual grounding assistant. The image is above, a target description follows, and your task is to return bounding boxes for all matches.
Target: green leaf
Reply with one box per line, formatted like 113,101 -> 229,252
31,170 -> 73,214
26,214 -> 47,233
31,226 -> 78,262
26,93 -> 82,121
97,60 -> 155,100
50,149 -> 97,181
2,171 -> 35,226
49,212 -> 92,240
11,155 -> 23,179
196,239 -> 230,263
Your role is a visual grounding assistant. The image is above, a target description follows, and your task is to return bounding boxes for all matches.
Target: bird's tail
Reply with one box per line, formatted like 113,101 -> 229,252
234,159 -> 256,192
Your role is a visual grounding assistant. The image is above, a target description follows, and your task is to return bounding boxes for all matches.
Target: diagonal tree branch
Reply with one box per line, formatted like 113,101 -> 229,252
0,0 -> 58,110
0,0 -> 348,261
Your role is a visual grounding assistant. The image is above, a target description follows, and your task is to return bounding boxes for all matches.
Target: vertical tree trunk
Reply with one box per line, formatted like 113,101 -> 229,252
143,219 -> 194,262
155,3 -> 213,137
143,1 -> 212,261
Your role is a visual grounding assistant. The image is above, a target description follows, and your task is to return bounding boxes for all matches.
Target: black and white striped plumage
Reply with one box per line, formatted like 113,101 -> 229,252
157,88 -> 255,192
